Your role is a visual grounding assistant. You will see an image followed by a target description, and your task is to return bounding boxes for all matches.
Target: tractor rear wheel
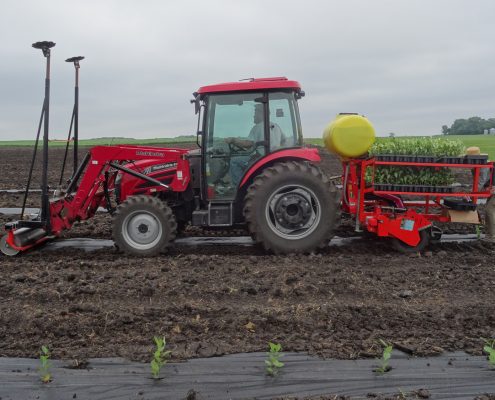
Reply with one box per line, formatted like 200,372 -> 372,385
244,161 -> 340,254
112,195 -> 177,256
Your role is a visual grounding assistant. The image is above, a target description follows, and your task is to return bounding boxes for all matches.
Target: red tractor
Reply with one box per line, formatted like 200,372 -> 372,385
1,74 -> 340,256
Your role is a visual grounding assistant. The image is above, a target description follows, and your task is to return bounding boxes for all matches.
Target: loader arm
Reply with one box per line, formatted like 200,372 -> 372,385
49,145 -> 190,234
3,145 -> 190,253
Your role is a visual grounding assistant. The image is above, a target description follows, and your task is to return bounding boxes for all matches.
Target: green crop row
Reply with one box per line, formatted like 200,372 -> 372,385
368,166 -> 455,186
368,138 -> 463,186
369,137 -> 465,157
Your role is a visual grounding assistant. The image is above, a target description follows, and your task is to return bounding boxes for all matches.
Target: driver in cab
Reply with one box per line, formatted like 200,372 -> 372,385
225,104 -> 286,183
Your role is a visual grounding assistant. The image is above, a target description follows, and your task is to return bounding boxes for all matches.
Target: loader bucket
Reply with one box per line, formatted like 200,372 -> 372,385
1,224 -> 48,256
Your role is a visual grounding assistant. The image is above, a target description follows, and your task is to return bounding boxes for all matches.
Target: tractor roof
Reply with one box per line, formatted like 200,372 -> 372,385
197,77 -> 301,95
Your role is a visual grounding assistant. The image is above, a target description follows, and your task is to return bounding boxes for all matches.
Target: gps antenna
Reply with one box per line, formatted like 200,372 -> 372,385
21,41 -> 56,232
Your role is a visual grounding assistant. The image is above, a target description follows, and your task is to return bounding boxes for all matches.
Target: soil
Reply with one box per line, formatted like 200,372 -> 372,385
0,145 -> 494,369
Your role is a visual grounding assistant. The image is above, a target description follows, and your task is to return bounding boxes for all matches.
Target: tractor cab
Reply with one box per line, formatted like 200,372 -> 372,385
192,77 -> 305,201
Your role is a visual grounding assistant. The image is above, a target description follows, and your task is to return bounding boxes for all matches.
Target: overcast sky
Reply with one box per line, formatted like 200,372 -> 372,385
0,0 -> 493,140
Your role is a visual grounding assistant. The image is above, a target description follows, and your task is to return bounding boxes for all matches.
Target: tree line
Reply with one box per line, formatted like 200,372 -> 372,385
442,117 -> 495,135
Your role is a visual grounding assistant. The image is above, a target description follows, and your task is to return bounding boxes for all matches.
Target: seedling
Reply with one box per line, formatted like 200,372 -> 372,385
375,339 -> 393,374
476,225 -> 481,239
265,342 -> 284,376
150,336 -> 171,379
482,338 -> 495,368
398,388 -> 407,399
368,137 -> 464,186
39,345 -> 51,383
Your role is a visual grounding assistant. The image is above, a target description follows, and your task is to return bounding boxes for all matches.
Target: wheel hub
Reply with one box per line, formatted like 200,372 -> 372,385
138,223 -> 149,234
274,193 -> 312,230
266,185 -> 321,240
122,211 -> 162,250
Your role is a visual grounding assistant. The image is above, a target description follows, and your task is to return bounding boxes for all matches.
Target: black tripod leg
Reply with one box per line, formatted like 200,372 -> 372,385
40,48 -> 52,232
21,101 -> 45,220
59,105 -> 76,186
73,84 -> 79,175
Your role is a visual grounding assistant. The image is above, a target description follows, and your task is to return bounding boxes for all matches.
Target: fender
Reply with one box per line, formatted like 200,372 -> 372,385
239,147 -> 321,188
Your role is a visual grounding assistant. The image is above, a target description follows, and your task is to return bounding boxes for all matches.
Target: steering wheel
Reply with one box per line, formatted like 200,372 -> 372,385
225,138 -> 266,155
228,140 -> 248,153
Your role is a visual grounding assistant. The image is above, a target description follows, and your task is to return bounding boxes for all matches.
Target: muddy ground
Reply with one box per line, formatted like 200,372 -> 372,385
0,145 -> 493,368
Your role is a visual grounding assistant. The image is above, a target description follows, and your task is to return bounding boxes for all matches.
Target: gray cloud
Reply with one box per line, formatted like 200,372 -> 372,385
0,0 -> 494,139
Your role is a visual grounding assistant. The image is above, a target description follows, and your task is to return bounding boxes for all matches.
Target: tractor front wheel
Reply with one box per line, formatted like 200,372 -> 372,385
244,161 -> 340,254
112,195 -> 177,256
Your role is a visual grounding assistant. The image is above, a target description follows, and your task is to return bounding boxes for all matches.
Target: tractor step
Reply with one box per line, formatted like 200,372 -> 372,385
192,203 -> 233,227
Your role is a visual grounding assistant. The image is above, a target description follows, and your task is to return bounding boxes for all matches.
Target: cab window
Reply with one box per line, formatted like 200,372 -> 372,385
268,92 -> 301,149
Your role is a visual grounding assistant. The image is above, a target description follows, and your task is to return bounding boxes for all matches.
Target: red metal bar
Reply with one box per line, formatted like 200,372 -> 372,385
373,191 -> 491,198
375,161 -> 493,168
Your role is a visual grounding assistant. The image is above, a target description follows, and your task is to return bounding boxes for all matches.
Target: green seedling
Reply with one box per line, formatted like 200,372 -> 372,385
476,225 -> 481,239
482,338 -> 495,368
39,345 -> 51,383
398,388 -> 408,399
150,336 -> 171,379
375,339 -> 393,374
265,342 -> 284,376
368,137 -> 465,187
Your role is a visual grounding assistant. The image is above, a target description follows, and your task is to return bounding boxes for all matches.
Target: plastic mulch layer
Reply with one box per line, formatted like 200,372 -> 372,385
0,351 -> 494,400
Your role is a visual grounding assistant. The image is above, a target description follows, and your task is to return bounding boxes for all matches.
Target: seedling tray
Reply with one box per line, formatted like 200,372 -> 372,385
437,156 -> 465,164
464,155 -> 489,164
374,184 -> 454,193
374,155 -> 436,163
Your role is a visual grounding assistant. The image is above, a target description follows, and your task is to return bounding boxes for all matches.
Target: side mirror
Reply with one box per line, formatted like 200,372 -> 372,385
295,90 -> 305,99
190,92 -> 200,114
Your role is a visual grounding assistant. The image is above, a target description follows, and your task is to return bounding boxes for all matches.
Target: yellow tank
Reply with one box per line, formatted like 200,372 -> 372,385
323,113 -> 375,158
